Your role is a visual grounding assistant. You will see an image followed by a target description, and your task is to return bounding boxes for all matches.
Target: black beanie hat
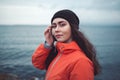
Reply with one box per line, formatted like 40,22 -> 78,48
51,9 -> 79,29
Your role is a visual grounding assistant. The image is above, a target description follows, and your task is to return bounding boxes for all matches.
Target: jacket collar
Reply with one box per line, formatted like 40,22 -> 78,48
55,41 -> 82,54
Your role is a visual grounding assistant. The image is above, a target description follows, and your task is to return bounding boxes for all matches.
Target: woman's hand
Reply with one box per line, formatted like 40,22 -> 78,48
44,26 -> 54,46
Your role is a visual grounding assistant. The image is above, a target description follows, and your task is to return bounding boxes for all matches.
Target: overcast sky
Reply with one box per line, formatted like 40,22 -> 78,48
0,0 -> 120,25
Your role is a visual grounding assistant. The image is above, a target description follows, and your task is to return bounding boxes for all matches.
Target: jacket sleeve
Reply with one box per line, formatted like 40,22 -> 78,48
70,58 -> 94,80
32,43 -> 51,70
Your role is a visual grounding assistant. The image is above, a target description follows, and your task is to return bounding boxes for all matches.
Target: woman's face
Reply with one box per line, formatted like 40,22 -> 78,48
51,18 -> 72,43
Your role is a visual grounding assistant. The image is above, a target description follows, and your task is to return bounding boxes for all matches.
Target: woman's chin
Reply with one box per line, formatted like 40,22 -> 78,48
56,39 -> 64,42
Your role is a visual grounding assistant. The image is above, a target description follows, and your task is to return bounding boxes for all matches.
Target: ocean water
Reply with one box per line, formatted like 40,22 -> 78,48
0,25 -> 120,80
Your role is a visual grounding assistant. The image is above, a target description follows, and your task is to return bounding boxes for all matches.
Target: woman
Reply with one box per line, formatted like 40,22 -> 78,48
32,9 -> 101,80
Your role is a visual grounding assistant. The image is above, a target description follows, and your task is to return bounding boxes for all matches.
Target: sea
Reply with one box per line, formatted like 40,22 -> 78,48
0,24 -> 120,80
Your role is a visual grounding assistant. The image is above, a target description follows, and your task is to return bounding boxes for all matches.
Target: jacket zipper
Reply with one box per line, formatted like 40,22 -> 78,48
45,53 -> 62,80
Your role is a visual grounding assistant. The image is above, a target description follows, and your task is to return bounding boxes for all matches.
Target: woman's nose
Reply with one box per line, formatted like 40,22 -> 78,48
55,26 -> 60,31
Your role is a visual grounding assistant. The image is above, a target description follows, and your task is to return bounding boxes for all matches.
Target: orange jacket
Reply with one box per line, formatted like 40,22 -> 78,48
32,41 -> 94,80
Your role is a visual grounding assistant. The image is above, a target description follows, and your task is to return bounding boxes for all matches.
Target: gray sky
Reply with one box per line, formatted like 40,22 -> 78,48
0,0 -> 120,25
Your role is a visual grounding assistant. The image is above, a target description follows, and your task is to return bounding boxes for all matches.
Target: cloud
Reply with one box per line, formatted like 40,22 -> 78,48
0,5 -> 51,24
75,9 -> 120,25
56,0 -> 120,10
1,0 -> 120,10
0,0 -> 120,25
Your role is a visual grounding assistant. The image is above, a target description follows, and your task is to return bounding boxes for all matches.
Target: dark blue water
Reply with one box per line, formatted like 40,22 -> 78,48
0,25 -> 120,80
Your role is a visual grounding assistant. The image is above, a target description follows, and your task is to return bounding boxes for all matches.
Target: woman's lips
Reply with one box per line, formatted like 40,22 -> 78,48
55,34 -> 62,38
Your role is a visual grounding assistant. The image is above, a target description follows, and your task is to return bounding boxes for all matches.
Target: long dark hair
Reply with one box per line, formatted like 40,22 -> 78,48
45,24 -> 101,75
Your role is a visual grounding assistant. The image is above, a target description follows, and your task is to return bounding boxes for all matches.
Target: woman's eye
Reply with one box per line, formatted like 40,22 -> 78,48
51,25 -> 56,28
60,23 -> 66,27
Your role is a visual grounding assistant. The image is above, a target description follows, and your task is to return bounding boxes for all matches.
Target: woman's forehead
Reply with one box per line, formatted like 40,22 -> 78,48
52,18 -> 68,24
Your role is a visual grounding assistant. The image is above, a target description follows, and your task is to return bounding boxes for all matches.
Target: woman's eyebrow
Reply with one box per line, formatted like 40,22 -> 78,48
52,21 -> 65,25
58,21 -> 65,24
51,23 -> 56,25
